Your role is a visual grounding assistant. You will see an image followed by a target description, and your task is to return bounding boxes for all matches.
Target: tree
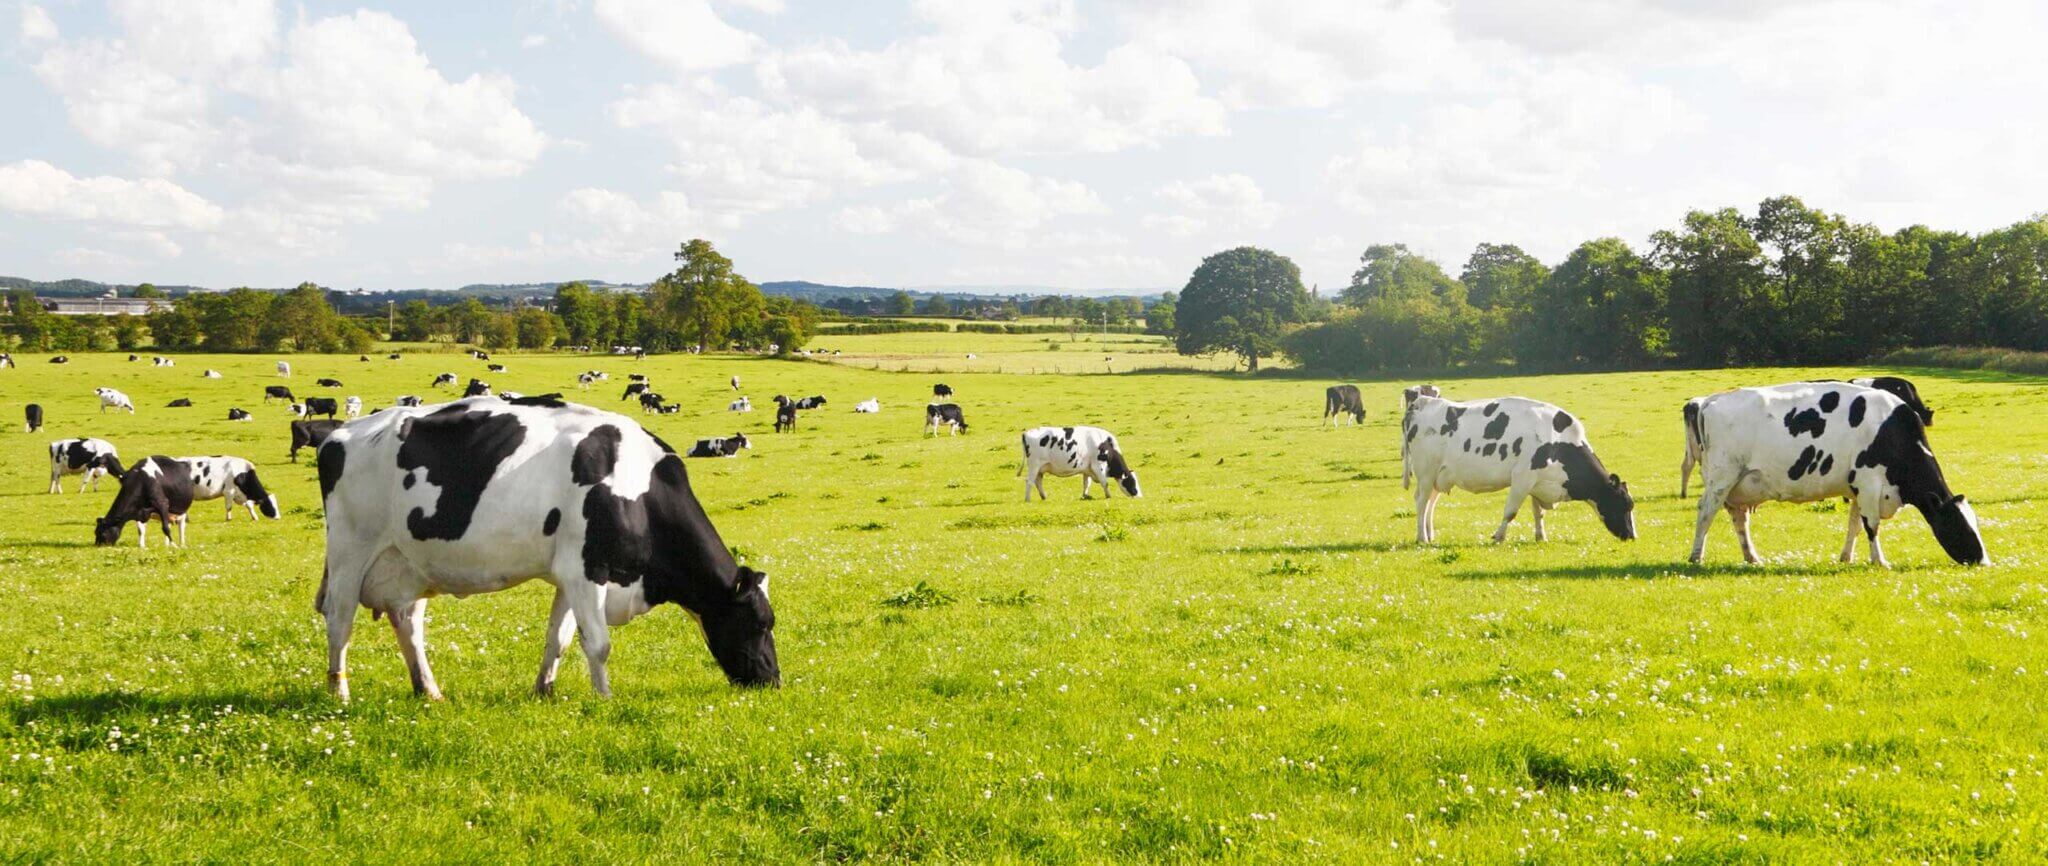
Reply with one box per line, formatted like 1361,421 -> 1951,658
1651,208 -> 1764,366
517,308 -> 562,349
1145,292 -> 1176,335
8,289 -> 50,350
553,282 -> 608,347
260,283 -> 342,351
394,300 -> 436,342
1521,238 -> 1666,368
888,291 -> 915,316
1459,243 -> 1547,311
1174,246 -> 1310,371
655,239 -> 765,350
111,315 -> 146,350
147,302 -> 201,350
1343,243 -> 1463,306
481,312 -> 520,350
132,283 -> 165,299
921,295 -> 953,316
1750,195 -> 1852,362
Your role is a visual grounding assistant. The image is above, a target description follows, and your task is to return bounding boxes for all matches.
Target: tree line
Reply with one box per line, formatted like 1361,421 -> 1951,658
1172,196 -> 2048,373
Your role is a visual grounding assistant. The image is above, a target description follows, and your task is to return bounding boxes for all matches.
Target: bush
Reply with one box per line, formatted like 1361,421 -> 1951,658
1880,345 -> 2048,376
818,321 -> 952,335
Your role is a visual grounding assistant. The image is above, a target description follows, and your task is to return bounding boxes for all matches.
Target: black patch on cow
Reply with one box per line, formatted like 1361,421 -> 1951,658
573,425 -> 623,485
1782,407 -> 1826,438
318,440 -> 345,500
1820,454 -> 1834,475
1481,442 -> 1496,457
647,431 -> 677,455
1483,413 -> 1511,440
508,393 -> 566,408
543,507 -> 561,536
65,440 -> 93,470
1788,445 -> 1821,480
1404,424 -> 1417,443
1848,396 -> 1867,427
1440,407 -> 1466,436
1818,391 -> 1840,413
1853,404 -> 1982,563
402,473 -> 415,490
1483,401 -> 1499,416
1512,438 -> 1524,457
395,405 -> 527,541
1462,440 -> 1471,452
1552,411 -> 1575,433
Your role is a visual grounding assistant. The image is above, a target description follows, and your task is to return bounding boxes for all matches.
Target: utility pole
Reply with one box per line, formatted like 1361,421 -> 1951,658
388,299 -> 395,338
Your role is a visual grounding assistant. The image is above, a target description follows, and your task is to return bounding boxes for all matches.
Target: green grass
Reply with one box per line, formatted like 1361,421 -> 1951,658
1,345 -> 2045,862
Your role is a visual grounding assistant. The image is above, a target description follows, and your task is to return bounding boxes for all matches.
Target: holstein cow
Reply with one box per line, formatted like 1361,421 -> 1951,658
94,457 -> 193,548
925,403 -> 968,435
621,383 -> 649,401
686,433 -> 751,458
432,373 -> 458,389
166,398 -> 193,408
464,379 -> 492,398
1686,382 -> 1983,567
1,352 -> 14,367
277,361 -> 292,377
1399,384 -> 1443,490
933,383 -> 953,399
228,408 -> 253,421
25,403 -> 43,432
344,396 -> 363,418
1019,426 -> 1141,501
203,369 -> 223,379
628,374 -> 649,383
577,372 -> 601,390
289,403 -> 310,419
50,356 -> 69,364
730,375 -> 740,391
1403,396 -> 1636,544
729,396 -> 752,412
487,364 -> 507,373
638,392 -> 666,414
304,397 -> 340,419
49,438 -> 125,493
96,387 -> 135,414
1682,375 -> 1936,497
314,397 -> 780,699
264,385 -> 295,404
855,398 -> 880,414
290,419 -> 345,462
396,395 -> 424,408
792,396 -> 828,410
1324,384 -> 1365,426
773,396 -> 799,433
152,357 -> 175,367
176,455 -> 280,521
317,377 -> 344,388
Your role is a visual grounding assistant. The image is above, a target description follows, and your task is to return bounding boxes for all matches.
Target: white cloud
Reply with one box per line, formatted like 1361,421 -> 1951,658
1142,173 -> 1278,237
436,188 -> 697,273
0,160 -> 223,229
594,0 -> 760,71
834,161 -> 1104,248
521,33 -> 548,49
19,4 -> 57,42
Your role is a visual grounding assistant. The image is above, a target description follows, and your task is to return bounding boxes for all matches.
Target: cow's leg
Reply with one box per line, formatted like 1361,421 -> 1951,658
173,514 -> 187,548
1413,483 -> 1434,544
1727,504 -> 1759,564
1838,503 -> 1860,563
388,598 -> 443,700
136,520 -> 148,549
1080,474 -> 1094,500
534,587 -> 577,697
49,469 -> 60,494
1680,446 -> 1696,499
563,580 -> 614,697
1493,482 -> 1531,543
1688,476 -> 1736,564
1532,501 -> 1550,542
1865,515 -> 1887,567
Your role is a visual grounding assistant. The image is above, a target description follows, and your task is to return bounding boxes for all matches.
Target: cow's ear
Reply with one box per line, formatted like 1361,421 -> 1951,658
734,566 -> 765,599
1609,473 -> 1621,485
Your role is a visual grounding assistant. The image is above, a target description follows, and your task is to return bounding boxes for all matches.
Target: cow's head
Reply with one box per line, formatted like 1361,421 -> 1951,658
93,516 -> 125,546
700,566 -> 780,687
1592,473 -> 1636,541
94,454 -> 127,478
1925,495 -> 1986,565
234,469 -> 281,519
1103,445 -> 1141,498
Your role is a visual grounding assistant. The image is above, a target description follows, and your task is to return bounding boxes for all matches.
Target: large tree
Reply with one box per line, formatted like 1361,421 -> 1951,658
656,239 -> 762,350
1342,243 -> 1463,306
1521,238 -> 1667,368
552,282 -> 609,347
1651,208 -> 1765,366
1174,246 -> 1310,371
1459,243 -> 1546,311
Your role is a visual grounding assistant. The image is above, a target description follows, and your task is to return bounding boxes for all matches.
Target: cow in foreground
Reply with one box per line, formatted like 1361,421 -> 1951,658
1403,396 -> 1635,544
1325,385 -> 1365,425
1019,426 -> 1141,501
925,403 -> 968,435
315,397 -> 779,700
686,433 -> 751,457
1686,382 -> 1983,567
49,438 -> 125,493
95,456 -> 193,548
1682,376 -> 1934,498
96,387 -> 135,414
1399,384 -> 1442,489
290,419 -> 345,462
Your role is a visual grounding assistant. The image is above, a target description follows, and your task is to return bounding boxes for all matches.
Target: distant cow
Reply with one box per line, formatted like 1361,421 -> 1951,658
49,438 -> 125,493
1019,426 -> 1141,501
432,373 -> 457,389
855,398 -> 880,413
577,372 -> 600,389
314,398 -> 779,699
773,396 -> 799,433
621,383 -> 649,400
166,398 -> 193,408
264,385 -> 295,404
1325,385 -> 1365,425
344,396 -> 363,418
0,353 -> 13,368
687,433 -> 751,457
388,353 -> 402,360
50,356 -> 68,364
289,403 -> 310,419
95,456 -> 193,549
1687,382 -> 1983,567
629,374 -> 648,383
317,377 -> 343,388
176,455 -> 280,521
228,408 -> 253,421
152,356 -> 175,367
933,383 -> 953,399
203,369 -> 222,379
729,396 -> 752,412
289,419 -> 344,462
730,375 -> 740,391
1399,384 -> 1443,490
95,387 -> 135,414
638,392 -> 666,413
487,364 -> 507,373
277,361 -> 292,377
395,395 -> 424,408
1404,395 -> 1634,544
790,396 -> 827,410
25,403 -> 43,432
464,379 -> 492,398
925,403 -> 968,435
304,397 -> 340,419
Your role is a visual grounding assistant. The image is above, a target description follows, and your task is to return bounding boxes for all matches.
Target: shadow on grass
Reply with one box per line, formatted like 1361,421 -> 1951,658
5,539 -> 96,550
11,687 -> 332,725
1220,539 -> 1429,555
1447,559 -> 1952,581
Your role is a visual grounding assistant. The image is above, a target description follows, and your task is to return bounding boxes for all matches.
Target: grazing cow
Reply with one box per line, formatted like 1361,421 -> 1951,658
464,379 -> 492,398
628,373 -> 649,383
925,403 -> 968,435
1686,382 -> 1983,567
277,361 -> 292,377
1018,426 -> 1141,501
855,398 -> 880,414
933,383 -> 953,399
388,353 -> 402,360
1399,384 -> 1443,489
264,385 -> 295,404
203,369 -> 222,379
396,395 -> 423,408
317,378 -> 344,388
657,404 -> 681,414
432,373 -> 458,389
773,397 -> 799,433
290,419 -> 344,462
228,408 -> 252,421
1324,384 -> 1365,426
687,433 -> 751,457
731,375 -> 740,391
638,392 -> 666,413
50,356 -> 69,364
577,372 -> 600,389
1403,396 -> 1635,544
25,403 -> 43,432
729,396 -> 752,412
94,456 -> 193,548
314,398 -> 780,699
152,356 -> 175,367
344,396 -> 363,418
49,438 -> 125,493
176,455 -> 280,521
96,387 -> 135,414
166,398 -> 193,408
488,364 -> 507,373
1681,376 -> 1936,498
621,383 -> 649,400
304,397 -> 340,419
1840,376 -> 1934,427
0,352 -> 13,368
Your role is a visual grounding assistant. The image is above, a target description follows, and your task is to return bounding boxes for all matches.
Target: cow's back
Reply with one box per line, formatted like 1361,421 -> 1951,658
1698,382 -> 1904,505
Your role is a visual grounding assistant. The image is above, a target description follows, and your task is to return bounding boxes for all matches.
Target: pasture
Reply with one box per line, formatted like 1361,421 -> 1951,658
1,344 -> 2044,862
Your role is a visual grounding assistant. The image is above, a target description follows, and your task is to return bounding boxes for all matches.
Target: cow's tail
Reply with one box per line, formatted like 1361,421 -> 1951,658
1016,433 -> 1029,476
1399,407 -> 1413,490
1684,399 -> 1706,455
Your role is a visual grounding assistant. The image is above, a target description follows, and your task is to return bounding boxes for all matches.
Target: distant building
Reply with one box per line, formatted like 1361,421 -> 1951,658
37,294 -> 172,316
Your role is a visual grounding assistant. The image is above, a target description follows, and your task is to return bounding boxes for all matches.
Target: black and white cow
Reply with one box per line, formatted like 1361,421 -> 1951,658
638,392 -> 666,413
730,375 -> 740,391
1403,396 -> 1635,544
396,395 -> 424,407
1018,426 -> 1141,501
686,433 -> 751,458
628,373 -> 649,383
1845,376 -> 1934,426
577,372 -> 601,389
1324,384 -> 1365,426
1681,376 -> 1937,498
925,403 -> 968,435
264,385 -> 295,404
388,353 -> 403,360
49,438 -> 125,493
96,387 -> 135,414
94,456 -> 193,548
315,397 -> 779,699
290,419 -> 345,462
49,356 -> 69,364
304,397 -> 340,419
277,361 -> 292,377
152,356 -> 175,367
432,373 -> 458,389
1399,384 -> 1443,490
472,350 -> 490,360
203,369 -> 222,379
175,455 -> 280,521
289,403 -> 310,419
621,383 -> 649,401
1686,382 -> 1983,567
729,396 -> 752,412
344,396 -> 363,418
464,379 -> 492,398
791,396 -> 827,410
166,398 -> 193,408
933,383 -> 953,399
228,408 -> 253,421
1,352 -> 14,367
317,377 -> 344,388
773,396 -> 799,433
25,403 -> 43,432
487,363 -> 507,373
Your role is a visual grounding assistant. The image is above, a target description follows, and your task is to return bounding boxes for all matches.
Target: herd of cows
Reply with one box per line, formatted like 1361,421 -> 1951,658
13,353 -> 1990,699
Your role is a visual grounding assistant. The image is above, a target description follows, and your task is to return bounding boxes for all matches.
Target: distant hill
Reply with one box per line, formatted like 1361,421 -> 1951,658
759,281 -> 1166,302
0,276 -> 209,297
3,275 -> 1164,304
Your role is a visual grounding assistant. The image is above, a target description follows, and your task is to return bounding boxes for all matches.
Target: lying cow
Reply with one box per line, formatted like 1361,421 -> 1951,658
177,455 -> 280,521
487,364 -> 507,373
96,387 -> 135,414
290,419 -> 345,462
396,395 -> 423,408
729,396 -> 752,412
925,403 -> 968,435
1019,426 -> 1141,501
49,438 -> 125,493
317,377 -> 344,388
228,408 -> 252,421
464,379 -> 492,398
152,357 -> 175,367
1682,376 -> 1935,497
686,433 -> 751,458
638,392 -> 666,413
1325,384 -> 1365,425
95,456 -> 193,548
1399,384 -> 1442,489
264,385 -> 295,404
855,398 -> 880,414
1403,395 -> 1635,544
203,369 -> 223,379
933,383 -> 953,399
1686,382 -> 1983,567
304,397 -> 339,419
166,398 -> 193,408
314,398 -> 779,700
791,395 -> 827,410
432,373 -> 458,389
50,356 -> 69,364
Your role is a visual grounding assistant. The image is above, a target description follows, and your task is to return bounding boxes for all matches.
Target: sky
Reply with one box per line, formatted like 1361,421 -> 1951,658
1,0 -> 2045,295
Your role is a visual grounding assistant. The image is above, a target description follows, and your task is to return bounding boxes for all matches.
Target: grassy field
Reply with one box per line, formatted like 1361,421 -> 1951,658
1,340 -> 2044,862
812,330 -> 1252,374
